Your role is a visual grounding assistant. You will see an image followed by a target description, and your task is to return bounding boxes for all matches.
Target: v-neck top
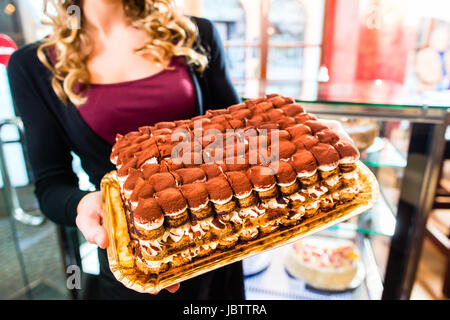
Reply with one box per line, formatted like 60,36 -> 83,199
78,56 -> 196,145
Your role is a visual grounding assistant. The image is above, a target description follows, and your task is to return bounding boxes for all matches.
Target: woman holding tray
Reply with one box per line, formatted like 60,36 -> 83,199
7,0 -> 242,299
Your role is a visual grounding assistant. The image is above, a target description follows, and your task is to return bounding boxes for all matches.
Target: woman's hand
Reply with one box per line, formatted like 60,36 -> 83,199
75,191 -> 180,294
76,191 -> 108,249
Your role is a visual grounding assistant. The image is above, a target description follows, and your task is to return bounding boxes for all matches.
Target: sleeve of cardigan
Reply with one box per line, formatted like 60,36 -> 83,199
7,49 -> 89,227
205,19 -> 241,107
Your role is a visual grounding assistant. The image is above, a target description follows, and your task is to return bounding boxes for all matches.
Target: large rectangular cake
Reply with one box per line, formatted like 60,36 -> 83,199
109,94 -> 361,275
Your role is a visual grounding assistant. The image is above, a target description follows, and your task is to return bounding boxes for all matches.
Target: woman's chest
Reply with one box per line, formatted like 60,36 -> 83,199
86,32 -> 167,84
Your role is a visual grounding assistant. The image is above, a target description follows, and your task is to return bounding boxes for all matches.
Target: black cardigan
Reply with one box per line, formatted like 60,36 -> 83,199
7,17 -> 241,227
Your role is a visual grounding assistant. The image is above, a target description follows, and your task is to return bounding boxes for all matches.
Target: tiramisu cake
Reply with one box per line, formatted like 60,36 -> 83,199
110,94 -> 361,275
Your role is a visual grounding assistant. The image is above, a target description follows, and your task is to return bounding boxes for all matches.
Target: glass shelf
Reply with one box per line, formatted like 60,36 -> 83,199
240,79 -> 450,109
360,137 -> 407,169
330,188 -> 396,237
314,81 -> 450,109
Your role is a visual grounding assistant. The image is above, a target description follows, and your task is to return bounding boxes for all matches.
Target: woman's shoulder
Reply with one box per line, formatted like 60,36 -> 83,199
189,16 -> 217,44
190,16 -> 213,31
8,41 -> 45,76
7,41 -> 55,114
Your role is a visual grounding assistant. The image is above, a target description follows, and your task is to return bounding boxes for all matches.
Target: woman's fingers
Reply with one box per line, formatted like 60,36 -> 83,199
76,191 -> 108,249
164,283 -> 180,293
148,283 -> 180,295
93,226 -> 108,249
76,212 -> 106,247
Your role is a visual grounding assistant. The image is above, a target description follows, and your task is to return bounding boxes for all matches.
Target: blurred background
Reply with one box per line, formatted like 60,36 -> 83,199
0,0 -> 449,300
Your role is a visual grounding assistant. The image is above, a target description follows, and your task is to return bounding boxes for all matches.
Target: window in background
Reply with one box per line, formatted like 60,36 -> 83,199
15,0 -> 52,43
267,0 -> 306,81
202,0 -> 247,80
265,0 -> 307,97
198,0 -> 324,99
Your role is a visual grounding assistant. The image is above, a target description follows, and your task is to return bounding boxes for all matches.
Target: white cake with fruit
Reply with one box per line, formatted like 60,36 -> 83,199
285,236 -> 361,291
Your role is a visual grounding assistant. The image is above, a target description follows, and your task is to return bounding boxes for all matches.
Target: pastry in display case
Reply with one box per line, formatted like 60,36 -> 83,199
340,118 -> 379,151
101,93 -> 379,293
285,236 -> 364,291
242,252 -> 273,277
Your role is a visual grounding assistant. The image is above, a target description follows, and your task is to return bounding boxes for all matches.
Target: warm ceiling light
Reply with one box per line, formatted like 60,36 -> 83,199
4,3 -> 16,15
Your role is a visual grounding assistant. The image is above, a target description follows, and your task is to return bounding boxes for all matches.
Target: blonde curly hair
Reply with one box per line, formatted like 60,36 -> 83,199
37,0 -> 208,106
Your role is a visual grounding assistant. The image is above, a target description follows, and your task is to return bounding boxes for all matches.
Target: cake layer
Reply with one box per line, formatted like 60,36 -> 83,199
110,93 -> 361,275
128,168 -> 360,274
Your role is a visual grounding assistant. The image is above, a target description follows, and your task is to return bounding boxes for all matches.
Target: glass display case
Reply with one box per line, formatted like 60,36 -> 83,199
241,83 -> 450,300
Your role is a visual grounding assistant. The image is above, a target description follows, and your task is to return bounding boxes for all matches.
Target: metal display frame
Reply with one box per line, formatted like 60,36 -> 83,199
0,117 -> 45,226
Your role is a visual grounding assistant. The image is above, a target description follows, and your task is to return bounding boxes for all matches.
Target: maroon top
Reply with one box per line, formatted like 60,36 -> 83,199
78,57 -> 196,145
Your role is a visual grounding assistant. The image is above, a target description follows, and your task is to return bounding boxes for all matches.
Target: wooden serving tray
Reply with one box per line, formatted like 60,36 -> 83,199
101,161 -> 378,294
